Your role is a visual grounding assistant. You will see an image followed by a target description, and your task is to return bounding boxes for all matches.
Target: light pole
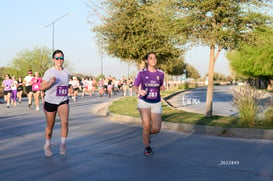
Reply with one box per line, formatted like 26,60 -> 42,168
127,63 -> 130,78
40,13 -> 75,53
98,39 -> 103,76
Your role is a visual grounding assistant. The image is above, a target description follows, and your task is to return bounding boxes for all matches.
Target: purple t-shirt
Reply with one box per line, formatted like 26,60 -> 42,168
3,79 -> 13,91
134,68 -> 164,103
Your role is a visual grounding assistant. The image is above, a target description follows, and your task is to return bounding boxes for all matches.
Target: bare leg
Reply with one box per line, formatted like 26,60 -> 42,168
44,111 -> 57,140
57,103 -> 69,138
28,92 -> 33,105
34,91 -> 40,109
138,108 -> 152,147
150,113 -> 162,134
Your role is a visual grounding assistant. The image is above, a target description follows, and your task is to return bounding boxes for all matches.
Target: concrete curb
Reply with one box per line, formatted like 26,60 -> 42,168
95,98 -> 273,140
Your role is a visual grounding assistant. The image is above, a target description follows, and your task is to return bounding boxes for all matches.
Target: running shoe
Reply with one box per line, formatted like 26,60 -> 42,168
28,104 -> 31,109
144,146 -> 153,155
44,144 -> 53,157
7,105 -> 9,108
36,107 -> 40,111
59,143 -> 66,155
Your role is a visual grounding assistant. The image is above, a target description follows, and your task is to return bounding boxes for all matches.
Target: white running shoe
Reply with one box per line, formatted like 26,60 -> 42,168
44,144 -> 53,157
36,107 -> 40,111
59,144 -> 66,155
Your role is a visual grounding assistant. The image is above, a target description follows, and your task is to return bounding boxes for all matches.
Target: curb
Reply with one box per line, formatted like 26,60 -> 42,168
95,98 -> 273,140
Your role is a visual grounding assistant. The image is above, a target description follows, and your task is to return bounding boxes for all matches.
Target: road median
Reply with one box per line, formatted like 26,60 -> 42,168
94,99 -> 273,140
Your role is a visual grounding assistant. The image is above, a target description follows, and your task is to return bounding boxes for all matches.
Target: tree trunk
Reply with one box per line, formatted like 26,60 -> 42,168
166,73 -> 169,90
205,44 -> 216,117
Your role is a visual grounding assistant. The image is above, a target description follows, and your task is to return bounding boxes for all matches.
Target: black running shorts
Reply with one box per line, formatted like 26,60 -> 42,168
44,100 -> 69,112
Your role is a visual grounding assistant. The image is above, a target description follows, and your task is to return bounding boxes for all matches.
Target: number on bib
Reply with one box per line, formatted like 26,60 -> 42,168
56,86 -> 68,96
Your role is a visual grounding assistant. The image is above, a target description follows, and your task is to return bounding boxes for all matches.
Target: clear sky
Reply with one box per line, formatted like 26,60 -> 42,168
0,0 -> 231,79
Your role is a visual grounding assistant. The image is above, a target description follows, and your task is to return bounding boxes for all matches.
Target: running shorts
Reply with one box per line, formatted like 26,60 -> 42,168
137,98 -> 162,114
25,85 -> 33,94
44,100 -> 69,112
4,90 -> 12,95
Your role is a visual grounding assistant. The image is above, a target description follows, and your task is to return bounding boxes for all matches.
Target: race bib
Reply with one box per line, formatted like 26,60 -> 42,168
56,86 -> 68,96
146,88 -> 158,100
32,84 -> 40,91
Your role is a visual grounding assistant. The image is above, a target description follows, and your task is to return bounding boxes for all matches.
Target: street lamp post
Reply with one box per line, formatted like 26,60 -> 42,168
40,13 -> 75,53
98,39 -> 103,76
128,63 -> 130,78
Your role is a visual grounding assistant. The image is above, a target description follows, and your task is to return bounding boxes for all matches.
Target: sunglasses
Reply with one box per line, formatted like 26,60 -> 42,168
54,56 -> 64,60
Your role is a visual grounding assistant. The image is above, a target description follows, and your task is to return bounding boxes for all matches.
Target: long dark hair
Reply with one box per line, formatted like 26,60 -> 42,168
143,52 -> 156,61
143,52 -> 156,68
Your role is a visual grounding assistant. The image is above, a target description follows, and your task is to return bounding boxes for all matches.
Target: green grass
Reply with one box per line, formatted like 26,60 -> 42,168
109,92 -> 239,128
109,90 -> 273,129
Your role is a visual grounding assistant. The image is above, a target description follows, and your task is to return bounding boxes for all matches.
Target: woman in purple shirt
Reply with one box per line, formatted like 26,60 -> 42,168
133,52 -> 165,155
2,74 -> 13,108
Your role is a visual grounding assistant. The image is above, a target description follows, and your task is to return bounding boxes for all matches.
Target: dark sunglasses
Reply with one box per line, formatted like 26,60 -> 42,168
54,56 -> 64,60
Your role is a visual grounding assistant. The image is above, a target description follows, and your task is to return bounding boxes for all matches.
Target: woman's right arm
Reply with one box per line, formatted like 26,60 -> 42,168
40,77 -> 56,91
133,85 -> 139,94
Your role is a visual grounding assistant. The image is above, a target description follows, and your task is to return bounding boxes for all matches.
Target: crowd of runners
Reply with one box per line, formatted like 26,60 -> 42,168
68,75 -> 134,101
1,70 -> 44,110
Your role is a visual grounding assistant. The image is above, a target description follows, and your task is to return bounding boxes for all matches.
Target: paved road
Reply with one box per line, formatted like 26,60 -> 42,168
1,93 -> 273,181
166,85 -> 239,116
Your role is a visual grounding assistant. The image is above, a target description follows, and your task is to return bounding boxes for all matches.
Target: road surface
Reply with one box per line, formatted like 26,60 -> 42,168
1,93 -> 273,181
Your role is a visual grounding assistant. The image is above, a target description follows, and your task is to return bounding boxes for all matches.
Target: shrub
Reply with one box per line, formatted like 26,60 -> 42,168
232,84 -> 265,126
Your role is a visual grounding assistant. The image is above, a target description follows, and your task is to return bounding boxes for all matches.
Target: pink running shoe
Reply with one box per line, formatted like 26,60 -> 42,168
144,146 -> 153,156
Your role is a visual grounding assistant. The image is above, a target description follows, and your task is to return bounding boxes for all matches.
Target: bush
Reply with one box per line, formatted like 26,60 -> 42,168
263,107 -> 273,126
232,84 -> 265,126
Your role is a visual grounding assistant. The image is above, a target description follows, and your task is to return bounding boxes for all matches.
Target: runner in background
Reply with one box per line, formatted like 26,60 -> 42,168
68,77 -> 74,98
128,77 -> 134,96
17,76 -> 23,104
98,78 -> 104,97
11,76 -> 18,106
81,77 -> 88,98
2,74 -> 12,108
122,76 -> 128,96
107,75 -> 113,98
23,70 -> 34,109
87,77 -> 94,97
31,72 -> 42,110
71,76 -> 80,101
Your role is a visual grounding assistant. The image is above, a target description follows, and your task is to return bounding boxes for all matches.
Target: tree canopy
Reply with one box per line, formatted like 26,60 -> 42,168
185,64 -> 200,79
174,0 -> 272,117
9,47 -> 71,77
227,26 -> 273,78
91,0 -> 186,71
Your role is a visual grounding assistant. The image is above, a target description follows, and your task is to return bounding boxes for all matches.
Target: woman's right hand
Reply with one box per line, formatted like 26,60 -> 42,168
139,89 -> 147,96
50,77 -> 56,84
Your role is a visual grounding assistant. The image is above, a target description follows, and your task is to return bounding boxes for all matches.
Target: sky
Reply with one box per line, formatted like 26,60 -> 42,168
0,0 -> 231,79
